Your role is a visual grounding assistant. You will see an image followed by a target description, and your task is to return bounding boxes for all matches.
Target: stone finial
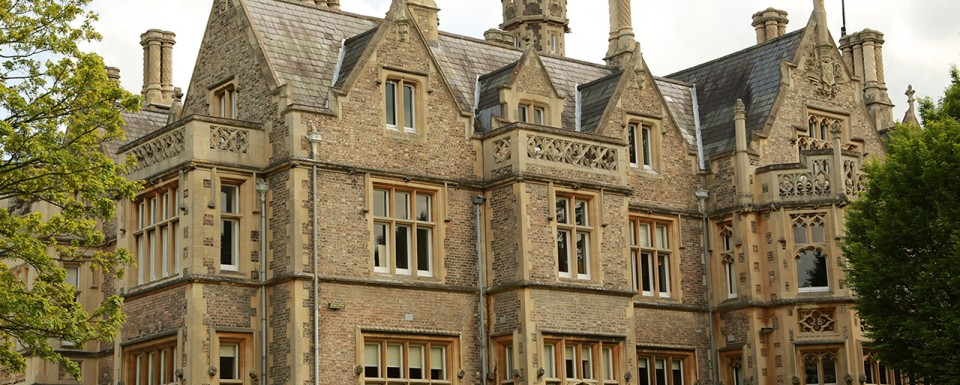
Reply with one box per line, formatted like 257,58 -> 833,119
167,87 -> 184,125
735,99 -> 746,117
902,85 -> 921,126
812,0 -> 830,48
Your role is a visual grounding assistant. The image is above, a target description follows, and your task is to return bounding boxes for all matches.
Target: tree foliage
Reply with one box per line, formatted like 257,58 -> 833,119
843,67 -> 960,385
0,0 -> 140,379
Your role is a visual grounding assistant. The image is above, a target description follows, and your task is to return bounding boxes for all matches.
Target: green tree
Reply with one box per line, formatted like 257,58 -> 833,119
843,68 -> 960,385
0,0 -> 140,379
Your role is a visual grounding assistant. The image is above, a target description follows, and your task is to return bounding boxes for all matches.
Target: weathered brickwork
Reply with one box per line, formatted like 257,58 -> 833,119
121,286 -> 187,340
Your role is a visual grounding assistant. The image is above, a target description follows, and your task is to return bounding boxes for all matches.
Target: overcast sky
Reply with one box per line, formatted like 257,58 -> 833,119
87,0 -> 959,121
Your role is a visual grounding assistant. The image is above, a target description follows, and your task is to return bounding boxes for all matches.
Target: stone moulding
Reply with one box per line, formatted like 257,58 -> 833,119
210,125 -> 249,154
130,128 -> 185,172
525,135 -> 618,171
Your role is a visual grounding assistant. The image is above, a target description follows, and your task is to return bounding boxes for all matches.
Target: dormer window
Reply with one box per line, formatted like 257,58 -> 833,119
628,122 -> 657,170
518,103 -> 546,125
386,79 -> 417,132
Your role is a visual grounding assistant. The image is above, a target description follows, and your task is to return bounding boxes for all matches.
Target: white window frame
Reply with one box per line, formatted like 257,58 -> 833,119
220,184 -> 241,272
556,194 -> 592,280
385,79 -> 419,133
372,185 -> 437,278
631,218 -> 674,298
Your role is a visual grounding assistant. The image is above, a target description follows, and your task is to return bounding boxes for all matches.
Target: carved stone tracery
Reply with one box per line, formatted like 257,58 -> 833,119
798,308 -> 836,333
130,128 -> 185,172
210,126 -> 249,153
493,137 -> 512,163
526,135 -> 618,171
779,159 -> 830,198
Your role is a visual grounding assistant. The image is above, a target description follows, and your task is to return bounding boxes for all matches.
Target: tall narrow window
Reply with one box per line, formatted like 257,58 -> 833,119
220,184 -> 240,271
719,225 -> 737,298
372,186 -> 436,277
556,194 -> 592,280
219,344 -> 239,381
134,186 -> 180,285
385,79 -> 418,132
793,214 -> 830,292
631,218 -> 674,298
213,84 -> 237,119
628,123 -> 656,170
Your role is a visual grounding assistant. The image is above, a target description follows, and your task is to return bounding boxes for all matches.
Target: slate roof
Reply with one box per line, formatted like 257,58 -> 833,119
104,109 -> 170,161
475,61 -> 518,132
577,71 -> 622,133
655,77 -> 698,152
334,27 -> 378,88
667,30 -> 804,157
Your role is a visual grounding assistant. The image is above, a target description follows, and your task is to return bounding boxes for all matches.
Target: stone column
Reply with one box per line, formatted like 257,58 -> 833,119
140,29 -> 164,107
734,99 -> 753,206
160,31 -> 176,105
861,39 -> 878,86
604,0 -> 636,67
851,43 -> 864,80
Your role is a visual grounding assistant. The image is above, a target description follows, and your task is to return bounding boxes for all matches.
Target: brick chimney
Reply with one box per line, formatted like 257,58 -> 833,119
840,29 -> 895,130
140,29 -> 176,108
604,0 -> 636,68
751,8 -> 788,44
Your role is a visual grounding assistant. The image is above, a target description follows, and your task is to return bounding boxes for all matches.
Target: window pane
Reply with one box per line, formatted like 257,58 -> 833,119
395,225 -> 411,272
544,344 -> 556,378
534,108 -> 544,125
220,186 -> 237,213
638,358 -> 650,385
221,219 -> 237,268
403,84 -> 415,129
655,359 -> 667,385
416,228 -> 432,274
727,261 -> 737,296
518,105 -> 528,123
65,266 -> 79,288
556,198 -> 569,224
386,82 -> 397,126
374,223 -> 388,270
878,363 -> 889,384
639,223 -> 651,247
581,346 -> 593,379
430,346 -> 446,380
576,233 -> 589,277
629,124 -> 639,165
416,194 -> 431,221
575,199 -> 588,226
811,220 -> 825,243
395,191 -> 410,220
137,236 -> 144,284
631,251 -> 640,291
364,343 -> 381,378
794,222 -> 808,244
219,344 -> 238,380
386,344 -> 403,379
672,359 -> 684,385
602,347 -> 614,381
823,355 -> 838,384
557,230 -> 571,275
409,345 -> 424,379
656,225 -> 668,249
504,345 -> 514,380
641,252 -> 653,293
565,345 -> 577,378
149,231 -> 157,280
642,126 -> 652,167
630,221 -> 638,246
797,249 -> 829,289
658,254 -> 671,295
804,355 -> 820,385
373,189 -> 389,217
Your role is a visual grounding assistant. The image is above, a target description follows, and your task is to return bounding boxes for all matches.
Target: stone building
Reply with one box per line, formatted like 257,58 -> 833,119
7,0 -> 919,384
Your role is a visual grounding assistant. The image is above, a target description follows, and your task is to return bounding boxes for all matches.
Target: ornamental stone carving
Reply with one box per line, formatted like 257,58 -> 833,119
843,160 -> 865,196
804,49 -> 844,98
526,135 -> 618,171
493,137 -> 512,163
779,159 -> 831,198
210,126 -> 249,153
797,136 -> 832,151
798,308 -> 835,333
130,128 -> 185,172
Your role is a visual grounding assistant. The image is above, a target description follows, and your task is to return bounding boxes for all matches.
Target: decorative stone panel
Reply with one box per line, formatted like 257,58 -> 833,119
843,159 -> 865,196
778,159 -> 831,198
798,308 -> 835,334
130,128 -> 185,171
493,137 -> 512,163
526,135 -> 618,171
210,125 -> 249,153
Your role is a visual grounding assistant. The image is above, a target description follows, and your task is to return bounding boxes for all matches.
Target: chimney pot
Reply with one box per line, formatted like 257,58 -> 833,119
105,66 -> 121,82
751,8 -> 788,45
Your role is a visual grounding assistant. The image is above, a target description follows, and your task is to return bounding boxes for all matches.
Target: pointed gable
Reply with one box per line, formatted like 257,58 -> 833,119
577,71 -> 623,133
667,30 -> 804,157
505,48 -> 562,100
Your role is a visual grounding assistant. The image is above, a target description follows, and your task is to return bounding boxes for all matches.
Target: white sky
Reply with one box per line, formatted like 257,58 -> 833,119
88,0 -> 959,121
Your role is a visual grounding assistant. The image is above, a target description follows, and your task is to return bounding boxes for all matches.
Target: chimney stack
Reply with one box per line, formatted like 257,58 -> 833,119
407,0 -> 440,42
604,0 -> 637,68
140,29 -> 176,108
484,28 -> 515,47
839,29 -> 895,130
105,66 -> 121,82
751,8 -> 788,44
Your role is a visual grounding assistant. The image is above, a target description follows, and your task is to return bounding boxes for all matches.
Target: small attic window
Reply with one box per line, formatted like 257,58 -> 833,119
381,68 -> 428,139
518,102 -> 546,125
